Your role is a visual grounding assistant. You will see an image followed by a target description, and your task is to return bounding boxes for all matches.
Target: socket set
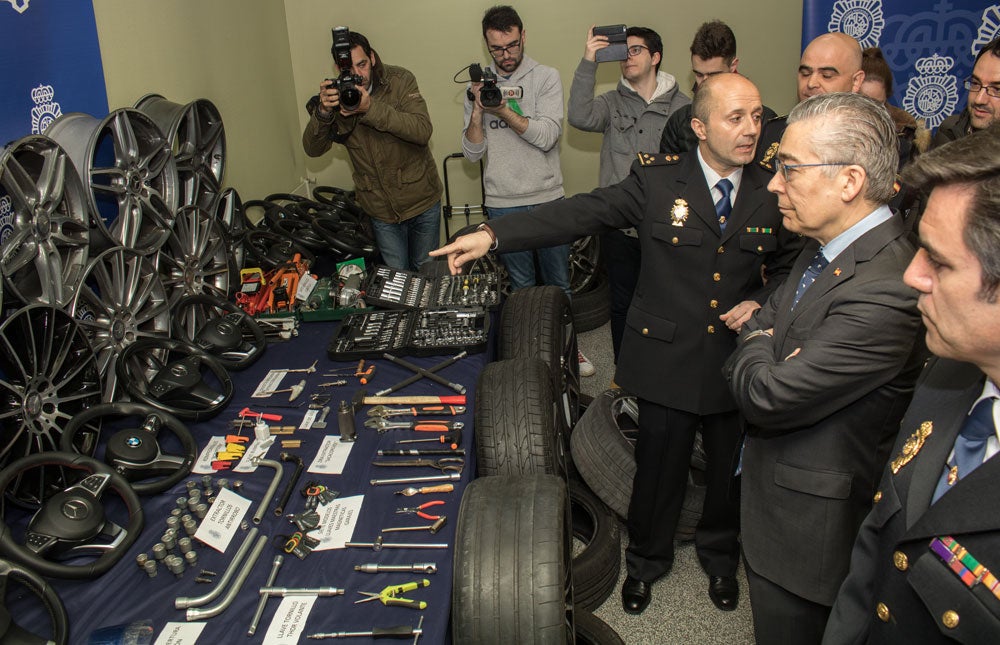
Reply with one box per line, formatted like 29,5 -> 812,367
327,307 -> 490,360
366,265 -> 500,309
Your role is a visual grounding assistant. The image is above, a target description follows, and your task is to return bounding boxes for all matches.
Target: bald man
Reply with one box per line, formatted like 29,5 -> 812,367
433,73 -> 803,614
756,32 -> 864,169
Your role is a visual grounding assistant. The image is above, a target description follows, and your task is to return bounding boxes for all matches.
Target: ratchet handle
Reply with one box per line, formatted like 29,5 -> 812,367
371,626 -> 420,638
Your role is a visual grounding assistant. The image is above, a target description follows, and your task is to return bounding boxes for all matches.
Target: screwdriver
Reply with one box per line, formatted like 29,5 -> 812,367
396,429 -> 463,450
378,449 -> 465,457
307,617 -> 423,640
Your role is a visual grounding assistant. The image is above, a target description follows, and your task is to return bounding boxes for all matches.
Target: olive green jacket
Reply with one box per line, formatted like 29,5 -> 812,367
303,64 -> 441,223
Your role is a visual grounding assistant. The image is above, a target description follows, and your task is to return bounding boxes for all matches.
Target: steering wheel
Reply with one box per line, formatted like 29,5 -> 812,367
172,293 -> 266,370
60,403 -> 196,496
244,229 -> 316,270
0,558 -> 68,645
116,337 -> 234,421
0,452 -> 143,580
311,216 -> 377,258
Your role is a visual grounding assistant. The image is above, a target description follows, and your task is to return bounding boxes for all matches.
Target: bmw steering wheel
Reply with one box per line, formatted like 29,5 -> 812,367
0,452 -> 143,580
60,403 -> 196,496
0,558 -> 68,645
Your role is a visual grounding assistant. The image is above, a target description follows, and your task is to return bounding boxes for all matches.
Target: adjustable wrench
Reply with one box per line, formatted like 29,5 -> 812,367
364,418 -> 464,434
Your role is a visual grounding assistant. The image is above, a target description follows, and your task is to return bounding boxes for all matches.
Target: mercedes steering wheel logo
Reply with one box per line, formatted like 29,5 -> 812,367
61,499 -> 90,520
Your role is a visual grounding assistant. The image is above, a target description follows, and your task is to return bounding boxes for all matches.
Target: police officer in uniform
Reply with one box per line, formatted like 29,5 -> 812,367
432,73 -> 802,614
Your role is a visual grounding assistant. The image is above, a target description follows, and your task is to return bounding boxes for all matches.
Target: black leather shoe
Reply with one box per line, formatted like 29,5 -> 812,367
621,576 -> 651,614
708,575 -> 739,611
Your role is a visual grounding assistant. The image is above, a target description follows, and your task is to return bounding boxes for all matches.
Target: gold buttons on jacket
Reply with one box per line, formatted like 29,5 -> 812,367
876,602 -> 890,622
893,551 -> 908,571
672,236 -> 679,244
641,328 -> 649,335
710,300 -> 718,308
707,325 -> 715,334
713,272 -> 721,282
717,246 -> 725,254
942,610 -> 960,629
873,491 -> 883,503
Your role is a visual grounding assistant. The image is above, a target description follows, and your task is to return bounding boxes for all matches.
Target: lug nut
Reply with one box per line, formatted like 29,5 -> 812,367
143,560 -> 158,578
136,553 -> 149,568
166,516 -> 180,531
184,550 -> 198,567
175,496 -> 188,511
151,543 -> 167,561
195,503 -> 208,520
177,537 -> 193,554
162,532 -> 177,550
183,518 -> 198,537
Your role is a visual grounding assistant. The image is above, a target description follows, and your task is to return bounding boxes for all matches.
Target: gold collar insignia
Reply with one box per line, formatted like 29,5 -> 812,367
890,421 -> 933,474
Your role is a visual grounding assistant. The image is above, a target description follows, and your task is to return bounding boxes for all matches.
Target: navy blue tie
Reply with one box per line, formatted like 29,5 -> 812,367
714,178 -> 733,233
791,251 -> 829,309
933,397 -> 997,503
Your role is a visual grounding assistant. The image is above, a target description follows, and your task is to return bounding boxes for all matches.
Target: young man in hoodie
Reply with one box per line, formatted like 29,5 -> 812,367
567,25 -> 690,364
464,5 -> 594,375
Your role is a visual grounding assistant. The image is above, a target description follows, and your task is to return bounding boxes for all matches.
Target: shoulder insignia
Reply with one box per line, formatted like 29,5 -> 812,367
766,113 -> 788,124
893,176 -> 902,195
759,142 -> 780,170
637,152 -> 680,166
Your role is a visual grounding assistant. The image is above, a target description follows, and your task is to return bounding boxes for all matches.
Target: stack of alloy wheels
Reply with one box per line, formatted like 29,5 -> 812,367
453,285 -> 623,644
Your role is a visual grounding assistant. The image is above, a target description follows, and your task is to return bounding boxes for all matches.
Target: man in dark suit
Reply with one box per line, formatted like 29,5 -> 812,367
725,92 -> 924,644
823,127 -> 1000,644
433,73 -> 802,614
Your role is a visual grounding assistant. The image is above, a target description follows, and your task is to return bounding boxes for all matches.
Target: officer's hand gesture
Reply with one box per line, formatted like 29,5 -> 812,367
428,231 -> 494,274
584,25 -> 610,62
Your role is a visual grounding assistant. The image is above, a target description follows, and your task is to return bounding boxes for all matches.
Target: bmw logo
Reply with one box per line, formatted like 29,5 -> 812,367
126,436 -> 142,448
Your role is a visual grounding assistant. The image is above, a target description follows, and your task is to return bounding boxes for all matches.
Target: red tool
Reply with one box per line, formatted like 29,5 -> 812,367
226,434 -> 250,444
239,407 -> 283,421
356,360 -> 377,385
395,500 -> 445,520
211,460 -> 233,471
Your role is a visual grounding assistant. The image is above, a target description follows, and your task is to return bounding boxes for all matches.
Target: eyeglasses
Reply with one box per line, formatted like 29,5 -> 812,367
774,159 -> 852,182
488,39 -> 522,59
626,45 -> 649,58
964,78 -> 1000,98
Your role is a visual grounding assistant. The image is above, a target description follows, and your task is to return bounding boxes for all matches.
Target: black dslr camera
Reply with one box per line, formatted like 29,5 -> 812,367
467,63 -> 523,108
329,26 -> 363,111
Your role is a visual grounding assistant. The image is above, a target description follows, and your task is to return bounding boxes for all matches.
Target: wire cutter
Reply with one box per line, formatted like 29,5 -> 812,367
395,500 -> 445,520
372,457 -> 465,473
354,579 -> 431,609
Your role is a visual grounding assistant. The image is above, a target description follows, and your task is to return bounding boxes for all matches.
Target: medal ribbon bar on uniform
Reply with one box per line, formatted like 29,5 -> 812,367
929,536 -> 1000,601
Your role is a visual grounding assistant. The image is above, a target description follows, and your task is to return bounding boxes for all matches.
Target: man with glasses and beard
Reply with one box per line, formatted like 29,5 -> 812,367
932,37 -> 1000,147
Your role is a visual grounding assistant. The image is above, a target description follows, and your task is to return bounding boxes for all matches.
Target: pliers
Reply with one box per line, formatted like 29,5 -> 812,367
354,579 -> 431,609
395,500 -> 446,520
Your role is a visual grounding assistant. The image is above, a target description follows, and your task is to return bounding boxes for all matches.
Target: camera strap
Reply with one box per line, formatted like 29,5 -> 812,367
327,114 -> 360,143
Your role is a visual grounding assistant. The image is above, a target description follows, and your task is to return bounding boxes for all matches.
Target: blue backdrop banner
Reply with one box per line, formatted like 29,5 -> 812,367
803,1 -> 1000,129
0,0 -> 108,146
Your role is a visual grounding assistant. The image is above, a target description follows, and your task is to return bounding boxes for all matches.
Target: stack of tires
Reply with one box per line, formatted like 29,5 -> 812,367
453,286 -> 623,645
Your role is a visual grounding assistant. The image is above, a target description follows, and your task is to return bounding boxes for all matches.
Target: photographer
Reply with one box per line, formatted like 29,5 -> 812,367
303,29 -> 442,271
568,24 -> 689,363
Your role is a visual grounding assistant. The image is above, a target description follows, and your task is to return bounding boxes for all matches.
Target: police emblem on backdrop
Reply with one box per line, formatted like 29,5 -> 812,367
30,84 -> 62,135
4,0 -> 30,14
973,6 -> 1000,55
670,199 -> 689,227
902,55 -> 959,131
890,421 -> 933,474
827,0 -> 886,49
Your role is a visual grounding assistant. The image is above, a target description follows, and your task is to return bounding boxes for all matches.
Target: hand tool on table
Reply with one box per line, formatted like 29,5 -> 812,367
282,360 -> 318,374
311,405 -> 332,429
378,449 -> 465,457
338,400 -> 357,442
382,353 -> 466,394
355,563 -> 438,574
345,537 -> 449,550
352,389 -> 466,412
396,429 -> 463,450
258,378 -> 306,402
260,587 -> 343,597
356,359 -> 377,385
354,579 -> 431,609
273,452 -> 304,516
373,351 -> 467,397
238,407 -> 283,422
372,458 -> 464,474
393,484 -> 455,496
307,616 -> 424,641
367,404 -> 466,418
394,500 -> 445,520
382,517 -> 447,534
364,418 -> 464,433
370,473 -> 460,486
247,555 -> 284,636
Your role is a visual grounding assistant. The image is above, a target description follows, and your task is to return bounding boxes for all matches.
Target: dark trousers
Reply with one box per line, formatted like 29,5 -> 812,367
625,400 -> 741,582
601,229 -> 640,362
745,559 -> 831,645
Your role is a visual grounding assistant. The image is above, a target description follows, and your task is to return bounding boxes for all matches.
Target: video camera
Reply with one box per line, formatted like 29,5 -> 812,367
467,63 -> 522,108
329,26 -> 363,111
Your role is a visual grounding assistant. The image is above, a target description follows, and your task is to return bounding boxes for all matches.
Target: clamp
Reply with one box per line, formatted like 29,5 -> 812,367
396,500 -> 445,520
354,579 -> 431,609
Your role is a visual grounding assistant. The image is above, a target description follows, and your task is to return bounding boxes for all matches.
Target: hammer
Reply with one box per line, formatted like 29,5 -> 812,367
351,389 -> 466,413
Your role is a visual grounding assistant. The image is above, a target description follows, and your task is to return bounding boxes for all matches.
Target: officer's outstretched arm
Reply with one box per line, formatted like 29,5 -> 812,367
428,231 -> 493,275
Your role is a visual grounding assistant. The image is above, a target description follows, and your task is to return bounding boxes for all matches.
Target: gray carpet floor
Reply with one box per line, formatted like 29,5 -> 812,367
577,322 -> 755,645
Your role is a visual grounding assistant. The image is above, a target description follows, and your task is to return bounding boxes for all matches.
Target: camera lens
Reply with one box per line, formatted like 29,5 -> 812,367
341,87 -> 362,111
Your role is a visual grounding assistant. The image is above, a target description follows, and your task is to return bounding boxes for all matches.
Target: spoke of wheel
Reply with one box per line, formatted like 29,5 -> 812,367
110,110 -> 139,165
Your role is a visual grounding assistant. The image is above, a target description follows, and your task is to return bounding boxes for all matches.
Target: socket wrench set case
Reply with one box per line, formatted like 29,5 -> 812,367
326,265 -> 495,360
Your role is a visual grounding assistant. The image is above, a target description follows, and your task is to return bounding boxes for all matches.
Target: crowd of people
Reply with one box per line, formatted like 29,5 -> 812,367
304,6 -> 1000,643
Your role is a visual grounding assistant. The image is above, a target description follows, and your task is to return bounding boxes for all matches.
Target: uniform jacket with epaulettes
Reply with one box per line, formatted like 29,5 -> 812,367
485,150 -> 802,412
824,357 -> 1000,644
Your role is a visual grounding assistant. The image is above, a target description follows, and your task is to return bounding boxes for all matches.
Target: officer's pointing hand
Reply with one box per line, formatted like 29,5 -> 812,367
428,231 -> 493,275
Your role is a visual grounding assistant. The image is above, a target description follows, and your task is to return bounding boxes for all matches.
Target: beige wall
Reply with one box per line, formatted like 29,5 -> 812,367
92,1 -> 803,209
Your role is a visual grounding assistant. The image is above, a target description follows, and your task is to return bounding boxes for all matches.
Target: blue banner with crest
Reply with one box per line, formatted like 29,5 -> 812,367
803,1 -> 1000,130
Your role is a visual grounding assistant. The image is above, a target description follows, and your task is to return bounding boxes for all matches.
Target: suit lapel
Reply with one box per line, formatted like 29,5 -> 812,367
673,153 -> 722,233
772,241 -> 818,341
